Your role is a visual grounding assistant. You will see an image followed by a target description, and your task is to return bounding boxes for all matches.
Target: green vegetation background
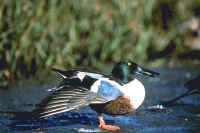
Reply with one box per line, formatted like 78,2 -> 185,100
0,0 -> 200,83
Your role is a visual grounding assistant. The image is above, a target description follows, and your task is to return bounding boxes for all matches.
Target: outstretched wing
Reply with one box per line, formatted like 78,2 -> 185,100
38,86 -> 108,118
39,70 -> 123,118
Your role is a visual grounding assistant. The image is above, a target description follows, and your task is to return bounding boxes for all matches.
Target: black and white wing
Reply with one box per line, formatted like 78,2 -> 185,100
38,85 -> 108,118
39,69 -> 123,118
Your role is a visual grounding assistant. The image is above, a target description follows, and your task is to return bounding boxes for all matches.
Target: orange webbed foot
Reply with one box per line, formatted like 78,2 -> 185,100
99,124 -> 120,130
98,114 -> 120,131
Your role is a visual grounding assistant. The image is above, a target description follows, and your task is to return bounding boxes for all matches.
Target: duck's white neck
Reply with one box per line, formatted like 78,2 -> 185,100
120,79 -> 145,109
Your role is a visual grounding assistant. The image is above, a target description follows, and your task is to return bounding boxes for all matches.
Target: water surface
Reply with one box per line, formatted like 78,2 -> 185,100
0,67 -> 200,133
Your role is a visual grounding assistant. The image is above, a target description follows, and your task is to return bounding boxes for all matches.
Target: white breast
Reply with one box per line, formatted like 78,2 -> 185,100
120,79 -> 145,109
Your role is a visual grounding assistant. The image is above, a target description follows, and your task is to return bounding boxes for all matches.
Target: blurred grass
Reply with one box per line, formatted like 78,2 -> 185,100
0,0 -> 200,83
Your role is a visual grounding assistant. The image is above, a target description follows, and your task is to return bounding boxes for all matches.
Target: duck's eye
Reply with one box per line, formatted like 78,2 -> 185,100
127,62 -> 132,66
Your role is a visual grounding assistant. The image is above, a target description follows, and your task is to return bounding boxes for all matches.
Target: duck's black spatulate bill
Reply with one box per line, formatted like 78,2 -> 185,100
136,66 -> 160,77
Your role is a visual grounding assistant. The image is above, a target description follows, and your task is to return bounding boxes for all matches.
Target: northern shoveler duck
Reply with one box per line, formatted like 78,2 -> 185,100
161,75 -> 200,106
38,60 -> 159,130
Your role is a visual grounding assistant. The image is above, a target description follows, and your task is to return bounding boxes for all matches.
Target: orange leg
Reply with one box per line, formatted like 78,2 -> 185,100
98,114 -> 120,131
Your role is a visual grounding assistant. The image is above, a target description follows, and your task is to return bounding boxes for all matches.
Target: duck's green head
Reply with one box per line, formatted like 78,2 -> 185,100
111,60 -> 159,83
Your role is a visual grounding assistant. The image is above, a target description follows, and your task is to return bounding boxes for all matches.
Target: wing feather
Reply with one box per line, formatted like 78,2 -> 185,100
38,85 -> 108,118
38,69 -> 123,118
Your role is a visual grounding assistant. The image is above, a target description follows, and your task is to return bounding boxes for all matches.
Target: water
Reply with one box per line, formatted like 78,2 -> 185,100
0,67 -> 200,133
